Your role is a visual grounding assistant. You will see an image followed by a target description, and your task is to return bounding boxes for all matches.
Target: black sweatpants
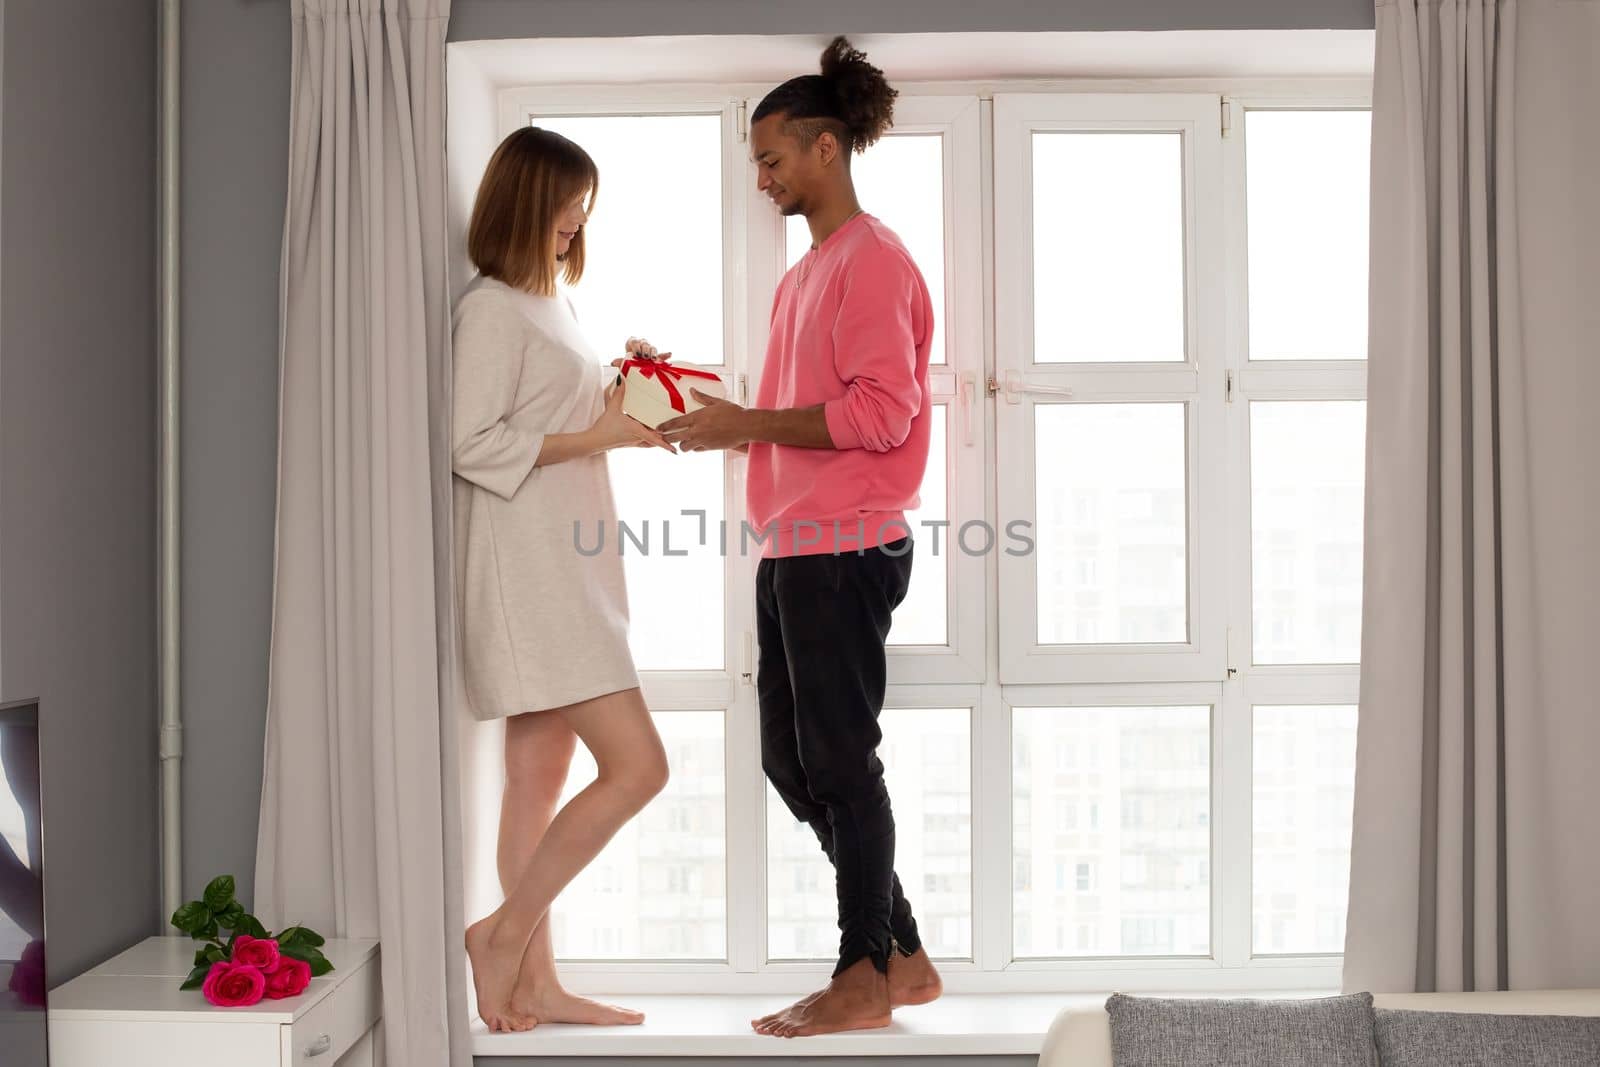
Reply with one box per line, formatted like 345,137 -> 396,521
756,537 -> 922,976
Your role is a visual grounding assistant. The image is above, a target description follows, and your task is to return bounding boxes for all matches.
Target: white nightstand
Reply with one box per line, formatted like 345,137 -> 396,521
48,936 -> 381,1067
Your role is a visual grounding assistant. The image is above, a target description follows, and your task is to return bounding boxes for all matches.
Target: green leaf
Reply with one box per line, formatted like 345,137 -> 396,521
277,925 -> 324,949
171,901 -> 210,936
180,964 -> 211,991
204,944 -> 227,964
278,942 -> 313,963
239,914 -> 269,940
198,919 -> 220,942
203,875 -> 237,914
216,902 -> 245,929
193,947 -> 210,967
280,943 -> 335,976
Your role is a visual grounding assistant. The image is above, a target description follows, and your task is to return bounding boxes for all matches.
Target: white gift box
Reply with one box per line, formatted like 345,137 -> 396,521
619,359 -> 726,429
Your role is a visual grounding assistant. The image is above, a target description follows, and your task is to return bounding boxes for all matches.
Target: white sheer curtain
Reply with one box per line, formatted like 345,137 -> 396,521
255,2 -> 469,1064
1345,0 -> 1600,994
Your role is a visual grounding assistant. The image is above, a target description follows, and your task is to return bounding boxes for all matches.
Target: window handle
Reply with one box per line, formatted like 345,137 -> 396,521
990,370 -> 1074,405
959,371 -> 976,447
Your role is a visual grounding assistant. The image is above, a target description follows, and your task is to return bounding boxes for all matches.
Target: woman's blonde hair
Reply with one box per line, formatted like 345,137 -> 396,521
467,127 -> 599,295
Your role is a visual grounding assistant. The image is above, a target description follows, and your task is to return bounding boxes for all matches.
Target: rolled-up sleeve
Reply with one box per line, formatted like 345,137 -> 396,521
823,248 -> 923,453
452,294 -> 544,500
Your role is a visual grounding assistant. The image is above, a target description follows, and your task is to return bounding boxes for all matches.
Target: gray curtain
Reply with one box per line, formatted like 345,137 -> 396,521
255,2 -> 469,1064
1345,0 -> 1600,994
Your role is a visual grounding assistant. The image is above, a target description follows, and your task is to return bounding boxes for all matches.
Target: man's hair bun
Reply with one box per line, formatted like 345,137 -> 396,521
818,36 -> 897,152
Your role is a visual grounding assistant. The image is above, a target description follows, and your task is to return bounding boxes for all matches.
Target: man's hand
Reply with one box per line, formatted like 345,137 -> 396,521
658,389 -> 753,453
595,376 -> 676,453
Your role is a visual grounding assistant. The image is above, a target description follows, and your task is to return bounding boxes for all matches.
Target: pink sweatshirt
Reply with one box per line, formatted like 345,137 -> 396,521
746,213 -> 934,558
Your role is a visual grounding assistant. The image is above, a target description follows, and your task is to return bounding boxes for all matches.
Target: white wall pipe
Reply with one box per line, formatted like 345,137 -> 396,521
157,0 -> 183,928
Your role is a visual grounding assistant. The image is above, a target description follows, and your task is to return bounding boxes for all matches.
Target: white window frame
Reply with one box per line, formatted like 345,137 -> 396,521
490,78 -> 1368,997
1220,93 -> 1369,966
993,93 -> 1228,686
886,97 -> 988,684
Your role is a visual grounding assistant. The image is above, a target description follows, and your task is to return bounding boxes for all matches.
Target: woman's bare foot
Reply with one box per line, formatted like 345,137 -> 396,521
466,916 -> 531,1033
752,958 -> 892,1037
888,946 -> 943,1008
508,981 -> 645,1027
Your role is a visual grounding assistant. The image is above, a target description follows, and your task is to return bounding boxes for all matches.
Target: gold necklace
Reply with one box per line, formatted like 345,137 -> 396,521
795,209 -> 864,289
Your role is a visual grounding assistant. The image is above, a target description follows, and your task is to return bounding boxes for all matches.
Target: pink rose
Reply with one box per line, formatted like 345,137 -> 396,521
264,957 -> 312,1000
7,939 -> 46,1008
231,935 -> 282,974
202,961 -> 266,1007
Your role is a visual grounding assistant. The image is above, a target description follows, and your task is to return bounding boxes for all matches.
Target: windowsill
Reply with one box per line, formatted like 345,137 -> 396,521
472,993 -> 1080,1056
471,989 -> 1338,1057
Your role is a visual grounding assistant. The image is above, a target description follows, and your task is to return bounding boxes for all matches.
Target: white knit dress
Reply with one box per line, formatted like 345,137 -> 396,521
451,275 -> 639,720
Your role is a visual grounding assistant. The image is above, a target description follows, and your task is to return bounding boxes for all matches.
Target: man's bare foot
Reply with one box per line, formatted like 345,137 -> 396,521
888,947 -> 943,1008
508,981 -> 645,1027
754,945 -> 941,1028
751,958 -> 892,1037
466,916 -> 531,1033
752,988 -> 824,1032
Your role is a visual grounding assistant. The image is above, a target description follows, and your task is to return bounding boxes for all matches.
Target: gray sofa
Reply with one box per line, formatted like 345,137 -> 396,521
1039,988 -> 1600,1066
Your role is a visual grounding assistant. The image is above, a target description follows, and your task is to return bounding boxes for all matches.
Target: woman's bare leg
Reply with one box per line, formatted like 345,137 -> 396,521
495,710 -> 643,1026
466,688 -> 667,1031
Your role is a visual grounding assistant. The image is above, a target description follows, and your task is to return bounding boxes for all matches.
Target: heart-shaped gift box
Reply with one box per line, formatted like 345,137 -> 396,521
618,358 -> 726,430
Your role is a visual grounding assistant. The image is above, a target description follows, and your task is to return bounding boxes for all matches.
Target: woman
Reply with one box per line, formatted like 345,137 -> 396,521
454,126 -> 671,1033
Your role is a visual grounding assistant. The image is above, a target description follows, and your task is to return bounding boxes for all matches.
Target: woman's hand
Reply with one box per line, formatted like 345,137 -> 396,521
624,337 -> 670,362
612,340 -> 672,373
591,376 -> 676,453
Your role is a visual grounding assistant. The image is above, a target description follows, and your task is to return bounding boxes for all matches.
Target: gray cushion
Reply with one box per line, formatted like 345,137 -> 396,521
1374,1009 -> 1600,1066
1106,991 -> 1379,1067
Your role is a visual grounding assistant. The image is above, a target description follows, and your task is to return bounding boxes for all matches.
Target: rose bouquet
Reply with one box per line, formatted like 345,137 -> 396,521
6,939 -> 45,1007
169,875 -> 332,1007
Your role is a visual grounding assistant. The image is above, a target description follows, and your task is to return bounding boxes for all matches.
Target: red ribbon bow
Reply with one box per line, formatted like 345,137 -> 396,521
620,357 -> 722,414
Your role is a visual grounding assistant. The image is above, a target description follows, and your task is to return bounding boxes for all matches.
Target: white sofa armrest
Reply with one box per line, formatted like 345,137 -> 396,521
1038,1003 -> 1113,1067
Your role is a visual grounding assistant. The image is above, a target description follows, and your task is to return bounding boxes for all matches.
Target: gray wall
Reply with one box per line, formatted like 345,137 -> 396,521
0,0 -> 159,983
178,0 -> 289,912
449,0 -> 1373,40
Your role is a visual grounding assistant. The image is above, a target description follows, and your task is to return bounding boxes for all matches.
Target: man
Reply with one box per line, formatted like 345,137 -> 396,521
658,36 -> 943,1038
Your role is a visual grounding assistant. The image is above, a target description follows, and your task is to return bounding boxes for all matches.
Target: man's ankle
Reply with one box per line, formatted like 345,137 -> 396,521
890,934 -> 922,957
832,954 -> 889,989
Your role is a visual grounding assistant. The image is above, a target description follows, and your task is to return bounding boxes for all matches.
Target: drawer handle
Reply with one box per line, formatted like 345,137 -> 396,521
304,1032 -> 333,1058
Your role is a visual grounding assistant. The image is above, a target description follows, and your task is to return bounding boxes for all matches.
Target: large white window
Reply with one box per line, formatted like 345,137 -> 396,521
1030,131 -> 1188,364
995,94 -> 1228,691
552,710 -> 728,960
1252,704 -> 1358,956
1013,705 -> 1211,959
768,707 -> 973,961
470,82 -> 1369,994
533,111 -> 734,674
